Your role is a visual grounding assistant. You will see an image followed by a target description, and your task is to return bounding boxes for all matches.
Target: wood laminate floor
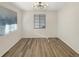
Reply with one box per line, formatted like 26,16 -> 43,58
3,38 -> 79,57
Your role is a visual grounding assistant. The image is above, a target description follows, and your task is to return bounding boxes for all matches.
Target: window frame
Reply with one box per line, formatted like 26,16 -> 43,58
34,14 -> 46,29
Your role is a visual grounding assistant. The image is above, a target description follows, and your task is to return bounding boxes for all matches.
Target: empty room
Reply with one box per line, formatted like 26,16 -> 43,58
0,2 -> 79,57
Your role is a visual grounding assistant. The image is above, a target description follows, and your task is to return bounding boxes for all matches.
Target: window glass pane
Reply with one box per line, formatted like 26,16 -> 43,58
39,20 -> 45,23
39,15 -> 45,29
34,14 -> 46,29
10,24 -> 17,32
35,23 -> 39,26
35,25 -> 39,29
35,20 -> 39,23
34,15 -> 39,20
39,23 -> 45,26
0,25 -> 5,36
5,24 -> 10,34
0,6 -> 17,36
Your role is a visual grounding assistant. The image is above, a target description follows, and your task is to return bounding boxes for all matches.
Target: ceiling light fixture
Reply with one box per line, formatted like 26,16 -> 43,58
32,2 -> 48,10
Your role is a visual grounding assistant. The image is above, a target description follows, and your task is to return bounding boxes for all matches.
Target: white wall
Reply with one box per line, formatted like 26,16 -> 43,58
22,11 -> 57,38
58,3 -> 79,53
0,3 -> 22,56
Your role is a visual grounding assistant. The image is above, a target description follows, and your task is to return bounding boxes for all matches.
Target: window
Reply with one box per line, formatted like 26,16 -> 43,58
0,6 -> 17,36
0,17 -> 17,36
34,14 -> 46,29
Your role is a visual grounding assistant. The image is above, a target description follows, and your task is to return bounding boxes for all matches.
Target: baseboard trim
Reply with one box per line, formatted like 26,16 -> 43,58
57,37 -> 79,55
2,38 -> 22,57
22,37 -> 58,39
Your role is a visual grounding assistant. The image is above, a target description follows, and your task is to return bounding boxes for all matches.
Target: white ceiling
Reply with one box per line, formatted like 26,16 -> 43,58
11,2 -> 65,11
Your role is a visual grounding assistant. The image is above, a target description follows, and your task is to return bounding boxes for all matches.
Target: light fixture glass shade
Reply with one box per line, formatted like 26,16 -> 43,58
32,2 -> 48,10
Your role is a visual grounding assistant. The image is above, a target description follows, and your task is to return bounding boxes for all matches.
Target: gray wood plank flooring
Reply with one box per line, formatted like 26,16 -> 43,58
3,38 -> 79,57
